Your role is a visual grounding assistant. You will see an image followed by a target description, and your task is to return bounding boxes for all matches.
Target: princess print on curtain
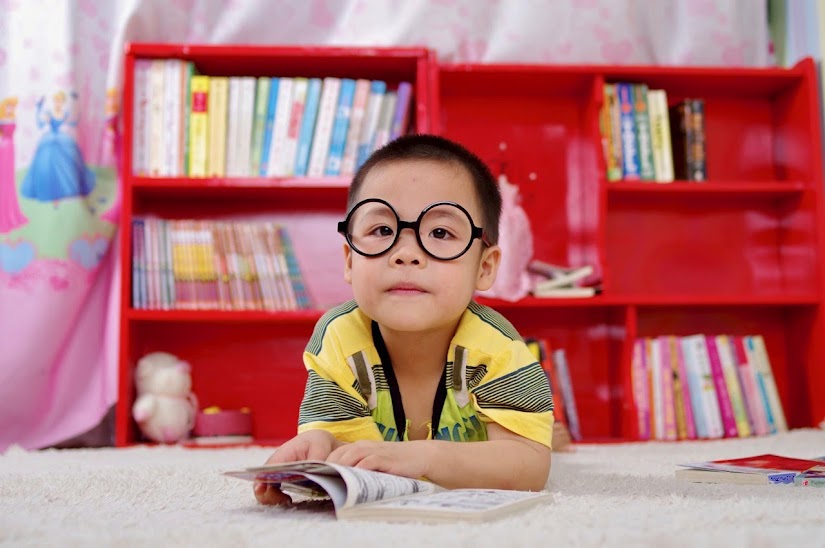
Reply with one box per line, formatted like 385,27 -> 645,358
0,97 -> 28,234
20,91 -> 96,206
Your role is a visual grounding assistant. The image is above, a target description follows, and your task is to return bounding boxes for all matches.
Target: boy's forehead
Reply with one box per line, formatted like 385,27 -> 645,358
358,159 -> 482,218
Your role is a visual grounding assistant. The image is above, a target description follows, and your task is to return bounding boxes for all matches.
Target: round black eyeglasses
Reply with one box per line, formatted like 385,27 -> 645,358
337,198 -> 490,261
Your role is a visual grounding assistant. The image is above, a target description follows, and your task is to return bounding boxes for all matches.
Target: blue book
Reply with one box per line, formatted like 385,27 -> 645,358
324,78 -> 356,176
293,78 -> 322,177
259,77 -> 279,176
356,80 -> 387,169
279,227 -> 311,309
681,337 -> 709,439
615,82 -> 640,180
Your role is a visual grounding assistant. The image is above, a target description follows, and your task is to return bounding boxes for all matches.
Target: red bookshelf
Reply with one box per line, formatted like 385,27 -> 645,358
434,58 -> 825,441
116,44 -> 431,446
116,44 -> 825,446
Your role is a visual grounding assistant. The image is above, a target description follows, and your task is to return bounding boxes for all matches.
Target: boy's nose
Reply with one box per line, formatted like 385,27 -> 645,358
390,230 -> 424,265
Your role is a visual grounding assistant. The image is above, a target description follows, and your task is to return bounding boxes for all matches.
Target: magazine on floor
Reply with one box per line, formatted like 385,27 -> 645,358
225,460 -> 552,522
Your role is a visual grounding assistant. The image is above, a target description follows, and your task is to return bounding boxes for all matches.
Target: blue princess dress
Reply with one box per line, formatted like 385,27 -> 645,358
21,104 -> 95,202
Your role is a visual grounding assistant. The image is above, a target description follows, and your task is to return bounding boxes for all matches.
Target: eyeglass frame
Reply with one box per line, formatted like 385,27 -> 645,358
337,198 -> 492,261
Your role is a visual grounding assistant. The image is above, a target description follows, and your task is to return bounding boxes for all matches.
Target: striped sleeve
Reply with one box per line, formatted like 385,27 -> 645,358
470,340 -> 554,448
297,351 -> 383,442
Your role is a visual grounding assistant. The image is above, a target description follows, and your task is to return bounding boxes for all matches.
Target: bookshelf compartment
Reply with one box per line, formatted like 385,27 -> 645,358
120,321 -> 312,445
604,62 -> 817,181
437,67 -> 603,280
605,196 -> 821,298
634,304 -> 823,429
508,306 -> 628,440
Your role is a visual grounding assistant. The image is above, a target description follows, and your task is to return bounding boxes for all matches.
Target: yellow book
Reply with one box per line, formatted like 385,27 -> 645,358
716,335 -> 752,437
667,336 -> 689,440
207,77 -> 229,177
188,75 -> 210,177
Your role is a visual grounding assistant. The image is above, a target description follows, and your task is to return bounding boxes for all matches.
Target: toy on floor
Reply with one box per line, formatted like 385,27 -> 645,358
132,351 -> 198,444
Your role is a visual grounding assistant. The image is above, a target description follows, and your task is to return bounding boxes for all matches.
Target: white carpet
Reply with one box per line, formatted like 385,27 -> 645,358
2,429 -> 825,547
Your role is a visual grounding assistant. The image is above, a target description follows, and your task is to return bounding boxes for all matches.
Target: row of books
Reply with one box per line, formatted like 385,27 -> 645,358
132,58 -> 413,179
632,334 -> 787,442
525,339 -> 582,442
600,83 -> 706,183
131,218 -> 310,311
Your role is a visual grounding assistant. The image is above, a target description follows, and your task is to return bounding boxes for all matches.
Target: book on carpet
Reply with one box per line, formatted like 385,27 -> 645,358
794,464 -> 825,487
676,454 -> 825,485
225,460 -> 552,522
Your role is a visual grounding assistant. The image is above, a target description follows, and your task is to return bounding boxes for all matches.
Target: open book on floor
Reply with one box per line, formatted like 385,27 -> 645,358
225,460 -> 552,522
675,454 -> 825,485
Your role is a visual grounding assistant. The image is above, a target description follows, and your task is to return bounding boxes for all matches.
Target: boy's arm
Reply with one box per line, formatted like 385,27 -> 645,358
325,423 -> 551,491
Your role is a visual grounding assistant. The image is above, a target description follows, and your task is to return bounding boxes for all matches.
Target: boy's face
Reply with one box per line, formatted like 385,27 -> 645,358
343,158 -> 501,334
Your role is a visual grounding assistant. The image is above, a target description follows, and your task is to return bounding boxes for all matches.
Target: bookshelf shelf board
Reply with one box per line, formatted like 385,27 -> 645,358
131,176 -> 352,190
476,296 -> 619,308
619,294 -> 820,306
606,181 -> 807,197
126,308 -> 325,324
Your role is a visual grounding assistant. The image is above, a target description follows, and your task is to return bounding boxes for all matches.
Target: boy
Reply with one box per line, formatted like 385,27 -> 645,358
256,134 -> 553,505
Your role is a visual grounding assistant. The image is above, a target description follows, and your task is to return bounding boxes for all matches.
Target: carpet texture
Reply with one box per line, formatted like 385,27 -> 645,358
2,429 -> 824,547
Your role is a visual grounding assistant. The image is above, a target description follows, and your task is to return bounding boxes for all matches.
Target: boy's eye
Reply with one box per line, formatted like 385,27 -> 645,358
369,225 -> 394,237
429,227 -> 454,240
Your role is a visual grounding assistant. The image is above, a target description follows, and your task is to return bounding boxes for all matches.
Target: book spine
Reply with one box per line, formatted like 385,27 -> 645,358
208,76 -> 229,177
148,59 -> 165,177
683,334 -> 724,438
340,79 -> 371,177
552,349 -> 581,441
131,59 -> 151,176
615,83 -> 640,180
225,77 -> 241,176
748,335 -> 787,432
161,220 -> 176,309
389,81 -> 413,140
236,77 -> 257,177
162,59 -> 183,176
652,90 -> 674,182
293,78 -> 322,177
705,335 -> 739,438
131,219 -> 145,308
283,77 -> 308,177
687,99 -> 707,181
657,337 -> 678,440
371,90 -> 397,152
680,336 -> 709,439
249,77 -> 271,177
731,335 -> 769,435
668,335 -> 695,439
356,81 -> 387,169
669,100 -> 692,181
307,77 -> 341,177
601,83 -> 623,182
188,75 -> 210,177
325,78 -> 356,176
268,77 -> 295,177
631,338 -> 650,440
715,335 -> 752,437
279,226 -> 311,309
259,77 -> 279,176
632,83 -> 656,181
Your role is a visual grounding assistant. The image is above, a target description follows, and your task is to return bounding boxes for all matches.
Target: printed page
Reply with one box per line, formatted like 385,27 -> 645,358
326,463 -> 441,509
356,488 -> 548,512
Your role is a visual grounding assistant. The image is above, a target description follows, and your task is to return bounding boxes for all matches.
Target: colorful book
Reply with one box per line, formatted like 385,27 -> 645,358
207,76 -> 229,177
746,335 -> 788,432
667,335 -> 696,440
325,78 -> 357,176
187,75 -> 210,177
704,335 -> 739,438
293,78 -> 322,177
730,335 -> 770,436
677,454 -> 825,485
258,77 -> 279,176
307,77 -> 341,177
249,76 -> 271,176
615,83 -> 640,180
715,334 -> 752,438
630,338 -> 650,440
267,77 -> 295,177
601,83 -> 623,182
551,348 -> 580,441
681,335 -> 724,438
389,81 -> 412,140
631,83 -> 656,181
340,79 -> 371,177
356,81 -> 387,169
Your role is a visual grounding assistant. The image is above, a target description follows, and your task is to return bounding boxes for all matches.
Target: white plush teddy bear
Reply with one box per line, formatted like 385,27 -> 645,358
132,351 -> 198,444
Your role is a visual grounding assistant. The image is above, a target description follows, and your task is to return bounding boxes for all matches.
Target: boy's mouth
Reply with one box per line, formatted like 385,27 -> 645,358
387,283 -> 427,295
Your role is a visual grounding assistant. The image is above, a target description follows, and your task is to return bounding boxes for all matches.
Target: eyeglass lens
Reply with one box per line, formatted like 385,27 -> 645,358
346,202 -> 474,259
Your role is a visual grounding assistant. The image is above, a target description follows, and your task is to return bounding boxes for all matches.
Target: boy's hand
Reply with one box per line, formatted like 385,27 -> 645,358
254,430 -> 341,505
326,440 -> 433,480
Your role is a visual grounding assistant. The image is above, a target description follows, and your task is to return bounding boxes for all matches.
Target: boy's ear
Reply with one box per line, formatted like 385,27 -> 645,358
343,242 -> 353,285
475,244 -> 501,291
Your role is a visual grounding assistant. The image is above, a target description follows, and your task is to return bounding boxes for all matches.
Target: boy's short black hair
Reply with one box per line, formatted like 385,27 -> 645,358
348,134 -> 502,245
